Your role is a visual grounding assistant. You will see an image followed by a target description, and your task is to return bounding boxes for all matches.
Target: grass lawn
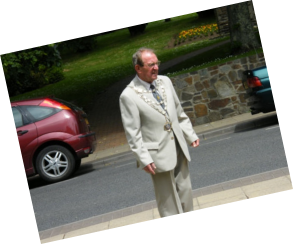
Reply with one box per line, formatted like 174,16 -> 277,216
10,12 -> 262,113
162,43 -> 263,76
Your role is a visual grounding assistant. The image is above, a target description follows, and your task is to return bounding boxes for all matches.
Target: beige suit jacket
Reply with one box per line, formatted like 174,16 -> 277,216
119,75 -> 198,172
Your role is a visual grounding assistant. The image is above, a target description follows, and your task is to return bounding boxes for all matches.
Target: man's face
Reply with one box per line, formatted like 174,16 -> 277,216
135,51 -> 159,83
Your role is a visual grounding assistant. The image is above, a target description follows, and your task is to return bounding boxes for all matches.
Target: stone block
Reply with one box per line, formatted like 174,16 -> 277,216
182,101 -> 192,107
185,76 -> 193,85
248,55 -> 258,63
201,90 -> 208,99
236,85 -> 245,92
208,65 -> 219,71
237,69 -> 246,80
177,73 -> 189,79
209,111 -> 222,121
210,70 -> 219,76
232,64 -> 242,69
190,70 -> 199,75
183,85 -> 196,93
219,62 -> 227,66
202,80 -> 210,89
207,89 -> 218,98
231,96 -> 238,102
193,95 -> 202,103
208,98 -> 230,109
195,116 -> 210,125
198,68 -> 209,78
184,107 -> 194,112
210,75 -> 218,84
194,82 -> 204,91
221,108 -> 236,118
182,92 -> 193,101
240,57 -> 247,64
232,80 -> 243,85
193,74 -> 200,82
214,77 -> 235,97
238,105 -> 250,113
228,70 -> 237,82
219,65 -> 232,74
239,93 -> 249,103
186,111 -> 195,118
175,80 -> 188,89
194,104 -> 208,117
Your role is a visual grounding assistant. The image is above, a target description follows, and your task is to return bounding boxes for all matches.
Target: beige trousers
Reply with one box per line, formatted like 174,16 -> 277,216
151,139 -> 193,217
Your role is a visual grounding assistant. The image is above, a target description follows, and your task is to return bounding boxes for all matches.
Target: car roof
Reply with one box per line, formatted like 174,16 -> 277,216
11,97 -> 48,106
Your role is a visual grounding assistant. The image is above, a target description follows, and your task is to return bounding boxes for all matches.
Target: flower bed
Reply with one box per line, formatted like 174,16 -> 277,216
172,23 -> 220,47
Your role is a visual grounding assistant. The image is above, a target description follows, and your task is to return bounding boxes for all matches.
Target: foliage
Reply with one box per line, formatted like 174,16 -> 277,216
175,23 -> 219,45
58,35 -> 97,55
197,9 -> 216,19
1,45 -> 64,96
128,23 -> 148,36
9,13 -> 258,113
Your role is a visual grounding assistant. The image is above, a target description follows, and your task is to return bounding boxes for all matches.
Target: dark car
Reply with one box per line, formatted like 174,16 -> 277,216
11,97 -> 96,183
243,66 -> 275,114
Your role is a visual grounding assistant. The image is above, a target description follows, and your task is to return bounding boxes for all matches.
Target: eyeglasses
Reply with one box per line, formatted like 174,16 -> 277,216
145,61 -> 161,68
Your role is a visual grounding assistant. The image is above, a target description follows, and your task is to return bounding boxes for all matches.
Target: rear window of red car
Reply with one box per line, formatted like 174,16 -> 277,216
24,106 -> 60,121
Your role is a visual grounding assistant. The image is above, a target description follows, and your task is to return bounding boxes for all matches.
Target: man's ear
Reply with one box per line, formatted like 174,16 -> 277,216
135,64 -> 141,74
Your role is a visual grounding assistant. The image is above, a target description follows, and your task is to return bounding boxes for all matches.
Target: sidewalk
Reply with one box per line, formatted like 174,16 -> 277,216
39,111 -> 292,243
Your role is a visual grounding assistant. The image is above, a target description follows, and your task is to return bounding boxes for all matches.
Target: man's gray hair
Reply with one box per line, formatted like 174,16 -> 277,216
132,47 -> 155,67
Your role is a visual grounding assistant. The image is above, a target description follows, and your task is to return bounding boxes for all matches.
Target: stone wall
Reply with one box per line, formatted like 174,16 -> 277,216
170,53 -> 266,126
215,1 -> 257,36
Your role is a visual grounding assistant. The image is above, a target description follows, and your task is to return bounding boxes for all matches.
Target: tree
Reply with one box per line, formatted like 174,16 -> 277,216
197,9 -> 215,19
227,1 -> 260,54
1,45 -> 64,97
128,23 -> 148,36
58,35 -> 97,54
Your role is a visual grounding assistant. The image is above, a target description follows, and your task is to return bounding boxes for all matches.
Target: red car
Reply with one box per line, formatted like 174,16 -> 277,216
11,97 -> 96,183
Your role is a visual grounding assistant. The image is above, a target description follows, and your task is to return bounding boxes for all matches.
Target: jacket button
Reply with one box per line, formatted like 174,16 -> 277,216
171,137 -> 174,140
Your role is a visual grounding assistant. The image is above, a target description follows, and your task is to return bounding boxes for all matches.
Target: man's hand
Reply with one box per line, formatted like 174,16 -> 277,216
143,163 -> 156,175
191,139 -> 200,148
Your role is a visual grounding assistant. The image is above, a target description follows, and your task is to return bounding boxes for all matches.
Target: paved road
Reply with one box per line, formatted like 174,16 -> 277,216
29,124 -> 287,231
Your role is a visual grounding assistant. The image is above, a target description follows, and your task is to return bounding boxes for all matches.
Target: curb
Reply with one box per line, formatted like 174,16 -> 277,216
198,113 -> 278,140
83,113 -> 278,167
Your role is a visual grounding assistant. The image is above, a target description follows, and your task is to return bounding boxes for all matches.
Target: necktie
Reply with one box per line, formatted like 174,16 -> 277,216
150,84 -> 165,110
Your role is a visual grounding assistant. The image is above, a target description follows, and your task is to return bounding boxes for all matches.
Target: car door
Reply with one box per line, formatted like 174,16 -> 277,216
12,107 -> 38,176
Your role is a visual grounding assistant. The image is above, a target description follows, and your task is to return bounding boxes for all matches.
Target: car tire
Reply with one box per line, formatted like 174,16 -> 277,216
36,145 -> 75,183
74,159 -> 81,172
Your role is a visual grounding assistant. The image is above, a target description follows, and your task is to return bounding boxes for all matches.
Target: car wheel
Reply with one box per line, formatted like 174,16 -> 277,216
36,145 -> 75,183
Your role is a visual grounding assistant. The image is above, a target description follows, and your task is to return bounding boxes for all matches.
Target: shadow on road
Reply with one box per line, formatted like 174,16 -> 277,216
234,113 -> 278,133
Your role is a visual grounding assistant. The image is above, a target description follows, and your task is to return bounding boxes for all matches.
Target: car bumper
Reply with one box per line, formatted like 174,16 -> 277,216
249,88 -> 275,114
64,131 -> 97,158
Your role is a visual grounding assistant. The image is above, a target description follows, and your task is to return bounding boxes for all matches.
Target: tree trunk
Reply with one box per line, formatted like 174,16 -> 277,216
227,1 -> 260,54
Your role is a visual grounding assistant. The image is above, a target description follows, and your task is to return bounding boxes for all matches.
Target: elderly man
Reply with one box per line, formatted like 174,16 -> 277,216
119,47 -> 199,217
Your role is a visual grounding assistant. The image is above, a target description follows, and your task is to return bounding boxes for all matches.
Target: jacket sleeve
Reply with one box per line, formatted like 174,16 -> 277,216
167,77 -> 199,145
119,91 -> 153,169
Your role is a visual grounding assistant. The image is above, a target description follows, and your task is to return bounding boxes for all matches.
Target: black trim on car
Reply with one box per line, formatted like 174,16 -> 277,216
79,132 -> 96,138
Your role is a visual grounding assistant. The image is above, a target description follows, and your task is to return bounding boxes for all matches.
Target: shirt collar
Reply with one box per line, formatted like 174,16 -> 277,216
136,75 -> 156,90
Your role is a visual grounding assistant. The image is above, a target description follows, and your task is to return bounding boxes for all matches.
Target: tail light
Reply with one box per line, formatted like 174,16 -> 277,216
39,98 -> 71,110
247,77 -> 262,88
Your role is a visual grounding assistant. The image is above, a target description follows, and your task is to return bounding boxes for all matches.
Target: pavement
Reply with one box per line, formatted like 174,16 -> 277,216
39,111 -> 293,243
